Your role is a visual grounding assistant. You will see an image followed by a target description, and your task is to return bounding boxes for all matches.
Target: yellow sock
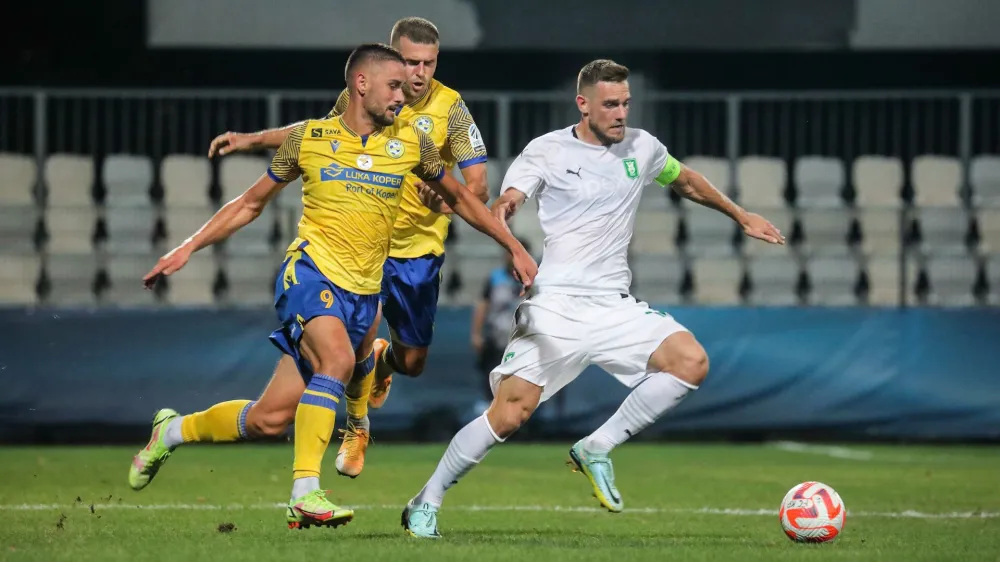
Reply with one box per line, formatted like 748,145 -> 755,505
292,374 -> 346,479
345,350 -> 375,422
180,400 -> 255,443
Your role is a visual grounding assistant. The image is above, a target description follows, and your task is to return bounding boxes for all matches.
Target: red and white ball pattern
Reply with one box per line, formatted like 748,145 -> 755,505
779,481 -> 846,543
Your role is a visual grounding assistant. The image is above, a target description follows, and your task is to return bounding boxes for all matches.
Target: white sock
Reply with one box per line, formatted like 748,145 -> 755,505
583,373 -> 697,455
291,476 -> 320,500
163,417 -> 185,449
413,413 -> 503,508
348,415 -> 370,432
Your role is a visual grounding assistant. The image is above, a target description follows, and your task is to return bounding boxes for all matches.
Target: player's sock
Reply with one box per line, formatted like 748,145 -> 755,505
413,413 -> 503,508
345,350 -> 375,430
164,400 -> 255,448
583,373 -> 697,455
292,374 -> 345,487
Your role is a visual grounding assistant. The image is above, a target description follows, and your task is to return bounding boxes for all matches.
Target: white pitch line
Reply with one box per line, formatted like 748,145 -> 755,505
770,441 -> 874,461
1,503 -> 996,519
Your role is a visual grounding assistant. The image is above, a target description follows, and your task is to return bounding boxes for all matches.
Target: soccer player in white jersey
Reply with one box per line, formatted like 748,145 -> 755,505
400,59 -> 785,538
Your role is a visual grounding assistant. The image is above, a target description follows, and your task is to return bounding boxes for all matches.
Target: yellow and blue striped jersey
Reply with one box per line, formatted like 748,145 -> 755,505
268,116 -> 445,295
328,79 -> 488,258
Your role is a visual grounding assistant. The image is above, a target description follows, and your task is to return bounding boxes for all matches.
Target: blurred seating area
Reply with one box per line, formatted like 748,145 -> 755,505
1,150 -> 997,308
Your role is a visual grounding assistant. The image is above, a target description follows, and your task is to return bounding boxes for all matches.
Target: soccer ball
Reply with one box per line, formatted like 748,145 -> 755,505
779,481 -> 846,543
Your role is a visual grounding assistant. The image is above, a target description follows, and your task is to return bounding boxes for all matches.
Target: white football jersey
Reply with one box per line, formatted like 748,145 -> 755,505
502,125 -> 671,296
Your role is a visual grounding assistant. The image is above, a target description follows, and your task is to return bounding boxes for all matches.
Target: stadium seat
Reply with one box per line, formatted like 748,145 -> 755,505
104,255 -> 161,307
161,154 -> 212,208
745,256 -> 800,305
988,255 -> 1000,305
219,255 -> 282,306
912,207 -> 973,256
794,156 -> 845,208
806,256 -> 861,305
858,208 -> 904,256
44,154 -> 94,206
163,207 -> 215,249
681,204 -> 738,256
853,155 -> 904,208
631,209 -> 679,256
102,154 -> 154,207
639,181 -> 671,211
921,255 -> 978,306
864,257 -> 916,306
737,156 -> 787,208
970,155 -> 1000,207
631,256 -> 685,305
912,155 -> 962,207
741,207 -> 794,257
681,156 -> 731,201
277,177 -> 304,210
692,257 -> 742,304
798,208 -> 855,256
0,205 -> 41,253
978,208 -> 1000,252
220,207 -> 278,256
104,206 -> 158,254
219,155 -> 269,203
163,253 -> 217,306
0,152 -> 37,205
44,206 -> 97,255
0,254 -> 40,305
43,254 -> 98,307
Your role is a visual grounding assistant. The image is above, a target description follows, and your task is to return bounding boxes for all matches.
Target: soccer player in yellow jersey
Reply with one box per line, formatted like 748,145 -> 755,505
128,43 -> 537,531
208,18 -> 492,477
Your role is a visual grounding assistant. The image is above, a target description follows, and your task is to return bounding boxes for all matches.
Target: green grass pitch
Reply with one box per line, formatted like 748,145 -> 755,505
1,443 -> 998,561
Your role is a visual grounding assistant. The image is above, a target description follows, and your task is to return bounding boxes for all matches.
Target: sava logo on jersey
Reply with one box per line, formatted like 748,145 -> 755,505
468,123 -> 485,151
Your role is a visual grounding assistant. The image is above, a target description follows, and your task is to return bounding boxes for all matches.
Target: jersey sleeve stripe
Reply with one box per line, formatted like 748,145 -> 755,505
267,167 -> 292,183
457,155 -> 488,169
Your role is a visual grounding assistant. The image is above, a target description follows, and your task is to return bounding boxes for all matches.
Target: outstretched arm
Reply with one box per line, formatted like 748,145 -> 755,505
490,187 -> 527,233
207,89 -> 350,157
143,173 -> 287,287
669,163 -> 785,245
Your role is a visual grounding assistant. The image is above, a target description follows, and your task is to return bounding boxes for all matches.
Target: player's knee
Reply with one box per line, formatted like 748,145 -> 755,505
488,396 -> 537,438
397,348 -> 428,377
311,349 -> 355,381
672,341 -> 709,387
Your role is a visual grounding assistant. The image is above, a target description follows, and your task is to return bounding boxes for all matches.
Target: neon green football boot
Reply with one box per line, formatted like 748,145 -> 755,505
287,489 -> 354,530
128,408 -> 179,491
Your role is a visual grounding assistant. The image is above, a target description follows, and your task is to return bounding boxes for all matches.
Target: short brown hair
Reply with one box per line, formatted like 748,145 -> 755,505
577,59 -> 630,94
344,43 -> 406,88
390,17 -> 440,46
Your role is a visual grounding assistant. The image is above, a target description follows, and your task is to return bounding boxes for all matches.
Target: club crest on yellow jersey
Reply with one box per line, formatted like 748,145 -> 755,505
385,138 -> 405,159
414,115 -> 434,134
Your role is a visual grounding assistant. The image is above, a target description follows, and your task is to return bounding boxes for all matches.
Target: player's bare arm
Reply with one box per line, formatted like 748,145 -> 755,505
207,124 -> 302,158
143,173 -> 287,287
490,187 -> 527,234
424,173 -> 537,288
418,162 -> 489,214
671,164 -> 785,245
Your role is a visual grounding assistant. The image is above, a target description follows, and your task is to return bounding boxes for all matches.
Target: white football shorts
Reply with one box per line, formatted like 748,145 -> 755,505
489,292 -> 689,402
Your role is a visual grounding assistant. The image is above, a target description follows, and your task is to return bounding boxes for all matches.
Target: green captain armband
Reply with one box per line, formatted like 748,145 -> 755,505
654,155 -> 682,187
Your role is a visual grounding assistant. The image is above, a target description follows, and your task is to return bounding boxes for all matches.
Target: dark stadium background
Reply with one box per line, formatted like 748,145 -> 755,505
2,0 -> 999,445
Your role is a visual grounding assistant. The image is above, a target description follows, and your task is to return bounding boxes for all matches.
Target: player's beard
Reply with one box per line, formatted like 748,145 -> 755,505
370,107 -> 397,127
589,119 -> 625,146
